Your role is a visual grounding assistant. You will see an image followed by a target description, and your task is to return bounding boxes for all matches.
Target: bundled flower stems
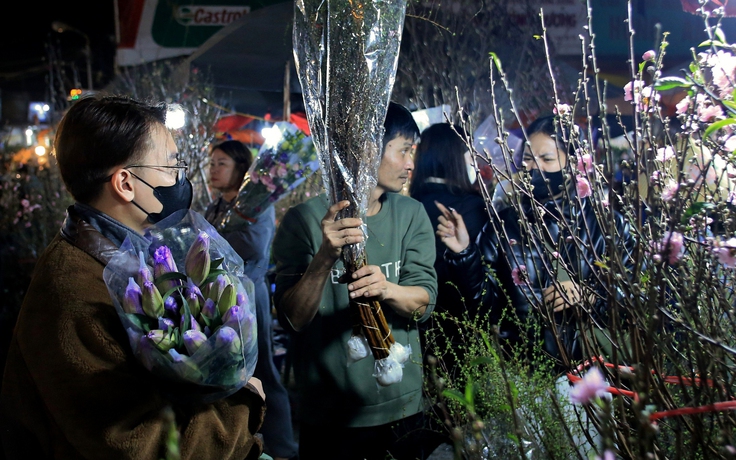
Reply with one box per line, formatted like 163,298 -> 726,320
293,0 -> 409,385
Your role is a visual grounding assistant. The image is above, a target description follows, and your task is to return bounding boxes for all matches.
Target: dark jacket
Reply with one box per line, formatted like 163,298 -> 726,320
0,206 -> 265,460
412,182 -> 487,316
445,193 -> 636,365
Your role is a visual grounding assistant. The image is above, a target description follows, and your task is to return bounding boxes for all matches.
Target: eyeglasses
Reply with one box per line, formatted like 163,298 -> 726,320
126,160 -> 189,181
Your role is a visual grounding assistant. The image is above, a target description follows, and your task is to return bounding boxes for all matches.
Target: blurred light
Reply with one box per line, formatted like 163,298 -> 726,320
25,129 -> 33,146
35,146 -> 46,157
69,88 -> 82,101
165,104 -> 186,129
43,104 -> 50,112
25,128 -> 33,136
261,125 -> 283,147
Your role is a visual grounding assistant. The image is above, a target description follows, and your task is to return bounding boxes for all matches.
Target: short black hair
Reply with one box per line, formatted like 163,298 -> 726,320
383,102 -> 419,152
410,123 -> 473,196
525,115 -> 577,156
211,139 -> 253,189
54,95 -> 168,203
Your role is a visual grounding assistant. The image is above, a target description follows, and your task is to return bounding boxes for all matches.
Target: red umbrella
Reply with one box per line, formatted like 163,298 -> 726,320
681,0 -> 736,16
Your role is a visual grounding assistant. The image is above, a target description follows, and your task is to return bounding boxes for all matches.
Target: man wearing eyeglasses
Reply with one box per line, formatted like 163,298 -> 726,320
0,96 -> 267,460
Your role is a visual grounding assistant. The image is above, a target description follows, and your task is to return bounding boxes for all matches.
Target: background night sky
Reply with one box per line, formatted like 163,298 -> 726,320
0,0 -> 118,101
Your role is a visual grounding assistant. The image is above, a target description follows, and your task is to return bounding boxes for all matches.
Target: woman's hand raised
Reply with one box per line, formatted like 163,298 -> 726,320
435,201 -> 471,253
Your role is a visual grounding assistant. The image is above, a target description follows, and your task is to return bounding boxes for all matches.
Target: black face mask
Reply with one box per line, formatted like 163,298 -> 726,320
130,173 -> 193,223
529,169 -> 565,200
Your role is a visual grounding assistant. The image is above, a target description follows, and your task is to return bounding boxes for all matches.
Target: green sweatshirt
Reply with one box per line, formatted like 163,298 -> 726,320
273,193 -> 437,428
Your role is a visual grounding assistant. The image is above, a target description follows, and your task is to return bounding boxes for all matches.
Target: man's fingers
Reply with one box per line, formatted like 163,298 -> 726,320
323,200 -> 351,223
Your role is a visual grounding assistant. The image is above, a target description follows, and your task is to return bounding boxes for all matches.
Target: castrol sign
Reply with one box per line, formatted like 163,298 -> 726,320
175,6 -> 252,26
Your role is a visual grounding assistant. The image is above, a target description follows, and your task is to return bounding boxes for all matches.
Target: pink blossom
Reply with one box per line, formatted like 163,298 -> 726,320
713,237 -> 736,268
24,222 -> 31,228
570,367 -> 608,405
553,103 -> 572,115
698,104 -> 724,122
650,170 -> 661,183
725,136 -> 736,152
661,181 -> 679,202
655,146 -> 675,162
642,50 -> 656,61
623,80 -> 644,102
594,450 -> 616,460
277,165 -> 289,178
250,172 -> 260,184
259,174 -> 277,192
708,50 -> 736,98
676,96 -> 691,115
576,176 -> 592,198
511,265 -> 527,285
20,199 -> 29,208
576,153 -> 594,173
656,231 -> 685,264
601,198 -> 609,208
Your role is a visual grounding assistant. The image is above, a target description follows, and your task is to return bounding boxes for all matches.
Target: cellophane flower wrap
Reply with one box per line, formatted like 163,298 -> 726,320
293,0 -> 409,385
103,209 -> 258,402
213,122 -> 319,232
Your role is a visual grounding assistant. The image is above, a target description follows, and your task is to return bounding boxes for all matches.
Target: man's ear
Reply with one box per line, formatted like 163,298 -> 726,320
108,168 -> 135,203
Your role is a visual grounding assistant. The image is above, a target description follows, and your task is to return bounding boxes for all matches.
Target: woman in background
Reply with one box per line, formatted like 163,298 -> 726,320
205,140 -> 298,460
409,123 -> 488,375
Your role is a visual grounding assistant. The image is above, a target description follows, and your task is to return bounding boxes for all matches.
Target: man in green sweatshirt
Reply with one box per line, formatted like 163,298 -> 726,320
272,102 -> 440,460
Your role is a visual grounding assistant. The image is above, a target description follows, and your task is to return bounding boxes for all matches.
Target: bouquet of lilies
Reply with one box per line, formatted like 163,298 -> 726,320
103,210 -> 258,400
213,121 -> 319,232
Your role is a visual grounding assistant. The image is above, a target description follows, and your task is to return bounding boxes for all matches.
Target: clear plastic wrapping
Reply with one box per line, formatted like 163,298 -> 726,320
103,210 -> 258,402
293,0 -> 409,385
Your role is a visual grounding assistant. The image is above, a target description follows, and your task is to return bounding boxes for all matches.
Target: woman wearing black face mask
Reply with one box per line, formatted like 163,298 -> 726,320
433,115 -> 635,370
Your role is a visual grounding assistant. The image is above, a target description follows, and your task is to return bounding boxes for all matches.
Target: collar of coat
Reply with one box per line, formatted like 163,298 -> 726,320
60,205 -> 120,267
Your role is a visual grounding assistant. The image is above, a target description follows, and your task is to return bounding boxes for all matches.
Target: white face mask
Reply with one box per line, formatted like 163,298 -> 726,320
464,150 -> 477,184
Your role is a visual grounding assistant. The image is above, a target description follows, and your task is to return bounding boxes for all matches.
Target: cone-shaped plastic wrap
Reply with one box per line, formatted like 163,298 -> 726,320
214,122 -> 320,232
293,0 -> 408,384
103,209 -> 258,403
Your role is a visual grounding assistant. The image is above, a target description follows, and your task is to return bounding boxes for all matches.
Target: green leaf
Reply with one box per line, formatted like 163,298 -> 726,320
638,61 -> 647,75
507,433 -> 519,443
469,356 -> 495,366
653,77 -> 691,91
716,27 -> 727,44
201,269 -> 228,286
442,388 -> 468,406
681,202 -> 716,224
723,100 -> 736,112
704,118 -> 736,138
157,272 -> 188,283
489,52 -> 504,74
509,380 -> 519,404
210,257 -> 224,270
125,313 -> 157,332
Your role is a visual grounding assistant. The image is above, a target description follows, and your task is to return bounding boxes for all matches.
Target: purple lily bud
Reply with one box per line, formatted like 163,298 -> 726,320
168,349 -> 203,381
185,232 -> 211,286
141,281 -> 164,318
201,298 -> 218,320
136,251 -> 153,287
164,296 -> 179,316
122,277 -> 144,315
223,306 -> 256,342
236,292 -> 249,308
222,305 -> 244,329
146,329 -> 176,352
217,284 -> 237,316
183,329 -> 208,355
207,274 -> 229,303
215,326 -> 242,354
184,280 -> 204,318
158,317 -> 175,331
181,314 -> 202,333
153,246 -> 181,293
